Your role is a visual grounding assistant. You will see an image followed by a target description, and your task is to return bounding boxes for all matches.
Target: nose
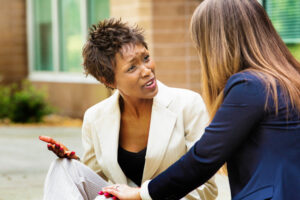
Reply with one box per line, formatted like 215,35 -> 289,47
141,64 -> 151,77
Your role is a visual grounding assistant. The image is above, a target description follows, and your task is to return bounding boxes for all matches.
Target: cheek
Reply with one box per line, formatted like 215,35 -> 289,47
149,61 -> 155,69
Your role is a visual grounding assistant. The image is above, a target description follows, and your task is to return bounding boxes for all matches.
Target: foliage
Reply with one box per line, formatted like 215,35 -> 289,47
0,85 -> 13,119
287,43 -> 300,61
0,80 -> 54,123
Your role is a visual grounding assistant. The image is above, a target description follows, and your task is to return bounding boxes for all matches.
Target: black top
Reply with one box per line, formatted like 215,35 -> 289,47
117,146 -> 147,186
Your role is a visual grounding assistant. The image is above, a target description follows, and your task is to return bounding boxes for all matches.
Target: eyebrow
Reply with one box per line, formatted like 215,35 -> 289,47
128,50 -> 148,64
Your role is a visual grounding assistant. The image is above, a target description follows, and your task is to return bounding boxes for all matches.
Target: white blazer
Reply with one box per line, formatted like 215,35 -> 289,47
81,81 -> 218,200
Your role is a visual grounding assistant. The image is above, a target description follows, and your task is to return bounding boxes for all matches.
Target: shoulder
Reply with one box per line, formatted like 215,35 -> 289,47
83,91 -> 119,122
158,81 -> 205,107
223,71 -> 267,106
225,72 -> 265,94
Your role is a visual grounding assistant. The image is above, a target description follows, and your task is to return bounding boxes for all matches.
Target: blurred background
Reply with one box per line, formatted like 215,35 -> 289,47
0,0 -> 299,199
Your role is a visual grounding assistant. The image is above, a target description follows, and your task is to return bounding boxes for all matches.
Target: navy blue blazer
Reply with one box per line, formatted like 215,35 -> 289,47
147,72 -> 300,200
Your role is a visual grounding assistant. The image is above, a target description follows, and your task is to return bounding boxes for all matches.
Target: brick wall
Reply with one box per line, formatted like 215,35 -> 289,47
33,82 -> 110,118
152,0 -> 201,92
110,0 -> 154,53
0,0 -> 27,84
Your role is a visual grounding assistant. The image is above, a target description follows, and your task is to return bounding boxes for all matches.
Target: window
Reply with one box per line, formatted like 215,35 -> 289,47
88,0 -> 110,27
32,0 -> 53,71
27,0 -> 110,82
263,0 -> 300,60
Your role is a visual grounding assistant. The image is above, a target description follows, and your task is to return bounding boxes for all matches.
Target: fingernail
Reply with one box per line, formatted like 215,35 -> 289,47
70,151 -> 75,156
98,191 -> 104,195
55,144 -> 60,149
47,144 -> 52,150
112,197 -> 117,200
59,147 -> 64,152
104,192 -> 110,197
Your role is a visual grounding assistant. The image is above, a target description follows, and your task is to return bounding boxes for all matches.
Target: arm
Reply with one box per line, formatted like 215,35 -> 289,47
183,93 -> 218,200
81,112 -> 108,180
146,76 -> 266,199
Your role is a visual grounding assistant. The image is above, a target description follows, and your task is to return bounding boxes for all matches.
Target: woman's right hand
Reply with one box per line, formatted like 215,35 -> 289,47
39,136 -> 79,160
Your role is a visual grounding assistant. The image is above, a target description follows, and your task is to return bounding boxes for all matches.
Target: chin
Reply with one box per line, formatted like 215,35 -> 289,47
149,87 -> 159,99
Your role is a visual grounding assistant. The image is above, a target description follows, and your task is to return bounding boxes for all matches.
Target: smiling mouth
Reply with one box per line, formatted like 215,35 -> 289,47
146,80 -> 154,86
144,78 -> 156,89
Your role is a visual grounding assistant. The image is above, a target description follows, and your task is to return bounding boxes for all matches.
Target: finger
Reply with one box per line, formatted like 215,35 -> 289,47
47,143 -> 52,150
47,144 -> 63,158
57,147 -> 65,157
62,151 -> 77,160
102,189 -> 121,199
54,143 -> 61,150
103,185 -> 117,190
39,136 -> 58,144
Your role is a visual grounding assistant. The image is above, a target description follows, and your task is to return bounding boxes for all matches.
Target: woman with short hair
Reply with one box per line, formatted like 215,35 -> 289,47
40,19 -> 217,200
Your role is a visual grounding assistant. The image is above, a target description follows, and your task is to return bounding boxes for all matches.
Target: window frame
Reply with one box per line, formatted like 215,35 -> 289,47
26,0 -> 98,84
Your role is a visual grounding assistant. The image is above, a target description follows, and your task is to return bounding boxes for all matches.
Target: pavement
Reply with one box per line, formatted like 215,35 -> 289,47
0,126 -> 231,200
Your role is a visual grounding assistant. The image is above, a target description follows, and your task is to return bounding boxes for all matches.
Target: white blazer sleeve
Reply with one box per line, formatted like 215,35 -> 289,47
81,112 -> 108,181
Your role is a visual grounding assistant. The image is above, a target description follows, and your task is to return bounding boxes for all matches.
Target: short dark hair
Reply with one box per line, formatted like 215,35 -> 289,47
82,18 -> 148,85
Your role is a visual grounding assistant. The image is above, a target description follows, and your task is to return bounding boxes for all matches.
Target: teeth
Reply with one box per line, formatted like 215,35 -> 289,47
146,81 -> 153,86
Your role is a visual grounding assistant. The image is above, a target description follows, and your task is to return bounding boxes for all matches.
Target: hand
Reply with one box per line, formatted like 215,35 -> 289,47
102,184 -> 141,200
39,136 -> 79,160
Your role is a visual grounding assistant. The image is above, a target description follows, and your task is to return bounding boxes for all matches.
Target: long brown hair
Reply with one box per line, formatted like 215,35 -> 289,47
190,0 -> 300,119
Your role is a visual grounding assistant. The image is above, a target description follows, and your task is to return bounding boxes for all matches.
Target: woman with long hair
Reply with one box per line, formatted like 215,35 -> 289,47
103,0 -> 300,199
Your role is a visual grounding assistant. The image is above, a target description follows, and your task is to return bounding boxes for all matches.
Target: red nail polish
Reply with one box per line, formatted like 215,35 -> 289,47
112,197 -> 117,200
98,191 -> 104,195
55,144 -> 60,149
104,192 -> 110,197
47,144 -> 52,150
70,151 -> 75,156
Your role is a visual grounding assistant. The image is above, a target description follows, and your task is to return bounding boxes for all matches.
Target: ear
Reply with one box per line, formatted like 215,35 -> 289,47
99,77 -> 116,89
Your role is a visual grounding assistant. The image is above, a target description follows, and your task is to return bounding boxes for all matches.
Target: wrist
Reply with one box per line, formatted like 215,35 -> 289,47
137,188 -> 142,200
140,180 -> 152,200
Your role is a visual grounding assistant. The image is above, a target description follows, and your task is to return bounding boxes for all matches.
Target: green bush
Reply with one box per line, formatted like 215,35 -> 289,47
0,80 -> 53,123
0,85 -> 12,119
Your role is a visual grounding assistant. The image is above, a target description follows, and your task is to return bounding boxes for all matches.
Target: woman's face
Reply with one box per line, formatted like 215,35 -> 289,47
112,43 -> 158,102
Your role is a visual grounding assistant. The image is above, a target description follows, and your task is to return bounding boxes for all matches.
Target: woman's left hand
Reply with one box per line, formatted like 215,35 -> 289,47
102,184 -> 141,200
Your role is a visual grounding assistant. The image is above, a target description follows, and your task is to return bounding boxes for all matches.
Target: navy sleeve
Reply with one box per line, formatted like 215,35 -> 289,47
148,73 -> 266,200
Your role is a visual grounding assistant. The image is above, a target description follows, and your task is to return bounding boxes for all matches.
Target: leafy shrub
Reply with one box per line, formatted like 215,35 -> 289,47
0,80 -> 54,123
0,85 -> 12,119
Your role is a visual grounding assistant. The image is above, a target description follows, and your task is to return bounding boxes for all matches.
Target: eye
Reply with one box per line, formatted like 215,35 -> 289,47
144,55 -> 150,62
127,65 -> 136,72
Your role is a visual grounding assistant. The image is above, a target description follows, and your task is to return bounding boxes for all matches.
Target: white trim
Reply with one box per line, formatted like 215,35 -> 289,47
80,0 -> 88,43
26,0 -> 34,73
29,72 -> 99,84
52,0 -> 60,72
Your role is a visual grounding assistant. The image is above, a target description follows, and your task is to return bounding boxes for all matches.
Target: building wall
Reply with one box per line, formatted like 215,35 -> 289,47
0,0 -> 27,84
32,82 -> 110,118
0,0 -> 202,118
152,0 -> 201,92
110,0 -> 154,53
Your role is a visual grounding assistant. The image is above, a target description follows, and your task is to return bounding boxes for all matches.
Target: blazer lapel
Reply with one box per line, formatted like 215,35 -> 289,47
93,91 -> 128,184
142,82 -> 177,182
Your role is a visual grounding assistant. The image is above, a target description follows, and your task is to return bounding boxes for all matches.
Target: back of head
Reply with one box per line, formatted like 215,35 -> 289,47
82,18 -> 147,85
191,0 -> 300,117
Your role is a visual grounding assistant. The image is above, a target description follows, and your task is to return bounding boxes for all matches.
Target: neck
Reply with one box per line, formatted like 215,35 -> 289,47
119,96 -> 153,118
